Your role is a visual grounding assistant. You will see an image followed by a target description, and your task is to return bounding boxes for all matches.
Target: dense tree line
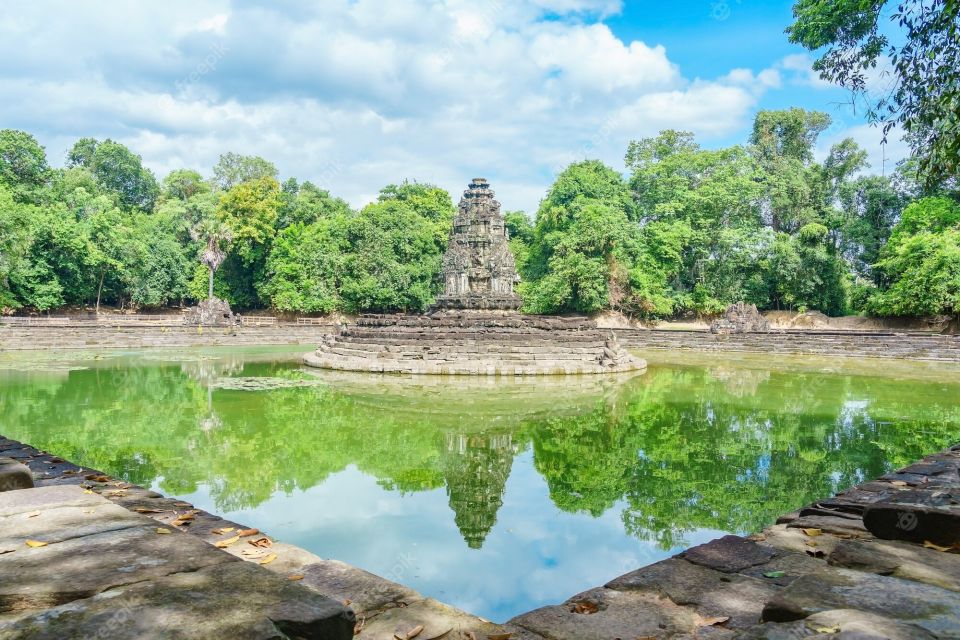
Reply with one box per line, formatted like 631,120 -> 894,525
0,108 -> 957,319
513,109 -> 958,319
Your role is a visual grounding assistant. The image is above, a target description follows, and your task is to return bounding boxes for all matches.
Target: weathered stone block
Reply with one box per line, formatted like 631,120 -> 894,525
0,561 -> 355,640
509,587 -> 699,640
0,458 -> 33,492
761,567 -> 960,637
681,535 -> 775,573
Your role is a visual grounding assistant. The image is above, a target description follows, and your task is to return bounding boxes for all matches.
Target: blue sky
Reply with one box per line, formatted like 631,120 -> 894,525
0,0 -> 904,212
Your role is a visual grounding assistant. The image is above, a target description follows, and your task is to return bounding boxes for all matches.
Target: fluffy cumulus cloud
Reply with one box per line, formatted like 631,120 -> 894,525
2,0 -> 795,211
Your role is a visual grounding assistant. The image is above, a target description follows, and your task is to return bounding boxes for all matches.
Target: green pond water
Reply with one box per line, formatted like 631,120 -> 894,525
1,346 -> 959,622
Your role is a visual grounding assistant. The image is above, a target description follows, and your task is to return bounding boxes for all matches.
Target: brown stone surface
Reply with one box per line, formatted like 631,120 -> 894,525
0,485 -> 354,639
510,587 -> 701,640
0,562 -> 356,640
681,535 -> 776,573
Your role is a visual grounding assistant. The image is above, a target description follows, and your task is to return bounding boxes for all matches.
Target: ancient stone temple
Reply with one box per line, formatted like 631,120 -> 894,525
303,179 -> 646,376
433,178 -> 522,311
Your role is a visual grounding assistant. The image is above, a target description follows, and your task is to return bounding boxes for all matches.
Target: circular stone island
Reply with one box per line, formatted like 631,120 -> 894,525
303,311 -> 646,375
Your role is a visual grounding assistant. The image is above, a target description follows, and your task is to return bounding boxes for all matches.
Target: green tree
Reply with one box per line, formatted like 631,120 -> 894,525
0,130 -> 49,204
276,178 -> 352,229
161,169 -> 210,202
260,218 -> 349,313
787,0 -> 960,187
212,153 -> 278,191
67,138 -> 159,211
338,183 -> 453,313
871,197 -> 960,317
522,161 -> 639,314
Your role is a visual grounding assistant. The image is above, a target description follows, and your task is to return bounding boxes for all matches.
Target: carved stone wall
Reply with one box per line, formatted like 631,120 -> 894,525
433,178 -> 522,311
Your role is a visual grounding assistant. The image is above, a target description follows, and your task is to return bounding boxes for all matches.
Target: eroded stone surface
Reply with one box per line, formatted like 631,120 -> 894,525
0,561 -> 355,640
0,458 -> 33,492
829,538 -> 960,592
356,598 -> 508,640
510,587 -> 702,640
606,557 -> 775,629
681,535 -> 775,573
736,609 -> 938,640
0,524 -> 234,614
761,567 -> 960,637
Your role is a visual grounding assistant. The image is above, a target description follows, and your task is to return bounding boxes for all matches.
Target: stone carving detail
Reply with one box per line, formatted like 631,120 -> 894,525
433,178 -> 522,311
183,297 -> 238,327
710,302 -> 770,334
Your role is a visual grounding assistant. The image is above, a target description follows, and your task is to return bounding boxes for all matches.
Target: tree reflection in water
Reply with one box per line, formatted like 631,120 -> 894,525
2,350 -> 959,550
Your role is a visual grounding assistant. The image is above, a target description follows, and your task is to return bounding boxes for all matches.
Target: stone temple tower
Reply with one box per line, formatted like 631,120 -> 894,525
433,178 -> 522,310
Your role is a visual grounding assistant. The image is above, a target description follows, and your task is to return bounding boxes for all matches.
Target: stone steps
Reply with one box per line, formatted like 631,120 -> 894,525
613,329 -> 960,362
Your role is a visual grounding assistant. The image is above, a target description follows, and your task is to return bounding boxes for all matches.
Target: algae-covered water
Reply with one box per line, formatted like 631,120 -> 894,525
1,346 -> 959,621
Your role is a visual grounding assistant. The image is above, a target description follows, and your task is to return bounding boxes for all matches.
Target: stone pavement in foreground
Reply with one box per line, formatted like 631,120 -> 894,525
2,434 -> 960,638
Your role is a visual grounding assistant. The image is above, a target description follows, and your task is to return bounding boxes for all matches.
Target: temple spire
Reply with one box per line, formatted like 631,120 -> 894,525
433,178 -> 522,310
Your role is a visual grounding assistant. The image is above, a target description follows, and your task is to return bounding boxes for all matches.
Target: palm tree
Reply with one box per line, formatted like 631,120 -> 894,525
190,217 -> 232,300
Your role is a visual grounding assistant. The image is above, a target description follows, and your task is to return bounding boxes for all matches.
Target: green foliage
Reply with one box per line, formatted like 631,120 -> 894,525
212,152 -> 278,191
161,169 -> 210,202
870,197 -> 960,316
0,124 -> 948,320
338,185 -> 453,313
787,0 -> 960,188
0,130 -> 49,203
67,139 -> 159,211
276,179 -> 351,229
261,219 -> 348,313
521,161 -> 638,314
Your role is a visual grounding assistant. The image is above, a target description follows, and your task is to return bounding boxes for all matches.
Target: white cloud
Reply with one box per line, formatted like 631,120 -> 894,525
529,24 -> 680,93
779,53 -> 833,89
1,0 -> 785,212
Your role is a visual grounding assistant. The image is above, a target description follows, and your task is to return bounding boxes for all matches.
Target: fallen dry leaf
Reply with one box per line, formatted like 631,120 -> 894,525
287,574 -> 305,581
156,528 -> 172,535
238,528 -> 259,537
394,624 -> 424,640
249,537 -> 273,548
923,540 -> 953,552
890,480 -> 908,487
805,540 -> 818,547
214,535 -> 240,548
802,528 -> 822,537
211,527 -> 235,535
83,489 -> 94,494
697,615 -> 729,627
25,540 -> 48,548
259,553 -> 278,565
570,601 -> 599,614
134,507 -> 163,514
353,616 -> 365,636
814,625 -> 841,633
